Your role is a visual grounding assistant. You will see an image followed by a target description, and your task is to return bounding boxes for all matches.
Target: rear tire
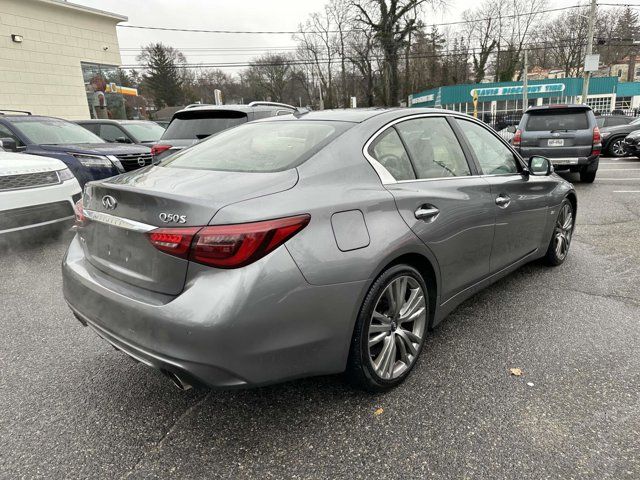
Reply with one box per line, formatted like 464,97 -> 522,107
346,264 -> 428,392
544,199 -> 574,266
580,169 -> 597,183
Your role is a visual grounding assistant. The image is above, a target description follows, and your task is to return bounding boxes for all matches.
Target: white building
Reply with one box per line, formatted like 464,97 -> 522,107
0,0 -> 128,119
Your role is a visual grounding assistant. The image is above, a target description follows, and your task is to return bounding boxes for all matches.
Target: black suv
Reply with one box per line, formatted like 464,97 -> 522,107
151,102 -> 296,161
0,112 -> 152,187
513,104 -> 601,183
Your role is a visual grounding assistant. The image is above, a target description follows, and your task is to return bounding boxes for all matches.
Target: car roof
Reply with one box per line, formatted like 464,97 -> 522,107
2,114 -> 70,122
75,119 -> 154,124
525,104 -> 592,113
258,107 -> 465,123
174,104 -> 293,115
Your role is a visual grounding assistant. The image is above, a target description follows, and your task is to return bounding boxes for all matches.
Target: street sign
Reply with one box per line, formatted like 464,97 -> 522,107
584,54 -> 600,72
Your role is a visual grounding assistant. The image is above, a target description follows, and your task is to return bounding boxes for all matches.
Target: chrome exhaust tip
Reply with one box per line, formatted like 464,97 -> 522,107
162,370 -> 193,391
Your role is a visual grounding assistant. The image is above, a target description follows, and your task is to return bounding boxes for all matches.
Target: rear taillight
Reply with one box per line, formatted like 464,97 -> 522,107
512,129 -> 522,147
151,144 -> 172,157
74,199 -> 86,226
148,227 -> 200,259
592,126 -> 601,156
146,214 -> 310,268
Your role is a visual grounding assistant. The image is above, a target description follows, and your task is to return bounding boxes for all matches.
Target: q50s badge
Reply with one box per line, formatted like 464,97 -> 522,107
159,213 -> 187,224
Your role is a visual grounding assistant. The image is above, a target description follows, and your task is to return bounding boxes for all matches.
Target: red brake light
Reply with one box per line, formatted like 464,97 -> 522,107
151,144 -> 172,156
592,126 -> 601,156
74,199 -> 86,226
148,227 -> 200,258
146,215 -> 310,268
192,215 -> 310,268
512,129 -> 522,147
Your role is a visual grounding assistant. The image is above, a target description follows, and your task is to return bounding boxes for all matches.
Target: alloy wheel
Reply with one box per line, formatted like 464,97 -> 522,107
611,139 -> 626,157
367,275 -> 427,380
553,203 -> 574,261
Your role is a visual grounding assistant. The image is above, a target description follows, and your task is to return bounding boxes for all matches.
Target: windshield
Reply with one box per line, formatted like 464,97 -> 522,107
525,110 -> 589,131
123,122 -> 166,142
163,121 -> 351,172
163,111 -> 248,140
13,118 -> 104,144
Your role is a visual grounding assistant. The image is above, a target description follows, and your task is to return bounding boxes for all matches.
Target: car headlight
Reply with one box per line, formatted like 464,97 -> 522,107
57,168 -> 75,181
71,153 -> 114,168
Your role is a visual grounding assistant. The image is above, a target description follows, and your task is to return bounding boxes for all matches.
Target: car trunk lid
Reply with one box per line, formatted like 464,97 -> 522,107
80,166 -> 298,295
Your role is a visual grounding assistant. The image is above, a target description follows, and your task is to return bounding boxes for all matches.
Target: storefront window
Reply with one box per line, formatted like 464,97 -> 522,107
81,62 -> 126,119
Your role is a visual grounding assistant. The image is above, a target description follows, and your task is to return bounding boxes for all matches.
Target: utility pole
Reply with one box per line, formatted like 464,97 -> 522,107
522,49 -> 528,113
581,0 -> 597,103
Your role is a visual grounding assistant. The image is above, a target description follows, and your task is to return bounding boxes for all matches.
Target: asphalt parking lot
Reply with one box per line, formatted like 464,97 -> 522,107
1,158 -> 639,480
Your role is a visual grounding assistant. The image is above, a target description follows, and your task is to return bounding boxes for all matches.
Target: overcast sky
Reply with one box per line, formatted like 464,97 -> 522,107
74,0 -> 575,72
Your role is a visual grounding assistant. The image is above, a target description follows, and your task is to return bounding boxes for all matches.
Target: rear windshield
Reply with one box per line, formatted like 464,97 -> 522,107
525,110 -> 589,131
163,121 -> 351,172
162,110 -> 248,140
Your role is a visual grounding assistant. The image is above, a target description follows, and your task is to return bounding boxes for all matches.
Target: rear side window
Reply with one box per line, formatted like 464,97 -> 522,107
163,110 -> 248,140
525,110 -> 589,131
163,120 -> 350,172
369,128 -> 415,181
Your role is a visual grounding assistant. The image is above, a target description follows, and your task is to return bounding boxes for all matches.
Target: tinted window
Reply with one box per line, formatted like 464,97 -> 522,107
11,118 -> 104,144
79,123 -> 100,135
395,117 -> 470,179
122,122 -> 166,142
369,128 -> 415,181
164,121 -> 349,172
458,119 -> 519,175
525,110 -> 589,131
99,124 -> 126,142
0,124 -> 23,146
163,110 -> 248,140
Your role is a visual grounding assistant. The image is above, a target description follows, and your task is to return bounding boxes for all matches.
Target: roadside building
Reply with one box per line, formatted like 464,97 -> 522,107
0,0 -> 133,119
409,77 -> 640,120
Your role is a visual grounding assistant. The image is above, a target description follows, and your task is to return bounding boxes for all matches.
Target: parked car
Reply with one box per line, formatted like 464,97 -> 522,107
494,114 -> 522,132
154,120 -> 170,129
0,146 -> 81,242
597,116 -> 640,157
151,101 -> 296,161
75,119 -> 166,147
497,125 -> 516,143
0,113 -> 152,187
63,108 -> 576,392
513,104 -> 601,182
622,129 -> 640,157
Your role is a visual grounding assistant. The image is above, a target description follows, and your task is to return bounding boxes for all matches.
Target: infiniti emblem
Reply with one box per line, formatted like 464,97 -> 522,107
102,195 -> 117,210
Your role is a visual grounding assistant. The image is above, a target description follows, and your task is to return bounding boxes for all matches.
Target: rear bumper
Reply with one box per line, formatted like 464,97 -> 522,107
519,149 -> 599,170
62,234 -> 366,388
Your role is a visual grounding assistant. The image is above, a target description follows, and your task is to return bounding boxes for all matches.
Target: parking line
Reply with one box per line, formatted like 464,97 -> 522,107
599,168 -> 640,171
597,178 -> 640,180
613,191 -> 640,193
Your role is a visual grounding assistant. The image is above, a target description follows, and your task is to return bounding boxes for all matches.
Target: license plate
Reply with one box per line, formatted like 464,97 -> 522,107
548,139 -> 564,147
551,158 -> 578,165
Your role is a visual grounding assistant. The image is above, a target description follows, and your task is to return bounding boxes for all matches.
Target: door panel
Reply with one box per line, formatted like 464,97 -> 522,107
387,178 -> 495,302
486,175 -> 554,271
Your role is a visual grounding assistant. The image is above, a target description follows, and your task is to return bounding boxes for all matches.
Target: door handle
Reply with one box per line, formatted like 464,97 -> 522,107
495,194 -> 511,208
415,206 -> 440,221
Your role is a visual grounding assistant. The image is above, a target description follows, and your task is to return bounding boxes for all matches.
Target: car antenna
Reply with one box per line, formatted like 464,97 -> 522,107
293,107 -> 310,118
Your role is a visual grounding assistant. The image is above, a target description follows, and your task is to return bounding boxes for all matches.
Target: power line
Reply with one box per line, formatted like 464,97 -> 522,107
116,4 -> 589,35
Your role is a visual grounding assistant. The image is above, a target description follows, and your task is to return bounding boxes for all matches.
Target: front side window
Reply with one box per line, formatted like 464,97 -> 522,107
163,120 -> 350,172
369,128 -> 415,181
11,118 -> 104,145
395,117 -> 470,179
0,124 -> 23,146
457,119 -> 519,175
99,124 -> 127,142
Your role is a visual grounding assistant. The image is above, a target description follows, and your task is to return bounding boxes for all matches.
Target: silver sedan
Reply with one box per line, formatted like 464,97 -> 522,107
63,108 -> 576,391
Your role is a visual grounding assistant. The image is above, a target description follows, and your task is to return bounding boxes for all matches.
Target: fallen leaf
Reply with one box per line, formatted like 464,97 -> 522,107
527,382 -> 535,387
374,407 -> 384,416
509,368 -> 523,377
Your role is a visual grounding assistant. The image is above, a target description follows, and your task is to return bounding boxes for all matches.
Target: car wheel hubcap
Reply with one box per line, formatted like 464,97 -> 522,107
553,203 -> 573,260
368,276 -> 427,380
613,140 -> 625,156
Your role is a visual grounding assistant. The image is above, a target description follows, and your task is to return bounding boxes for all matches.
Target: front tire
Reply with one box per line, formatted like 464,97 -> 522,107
607,137 -> 627,157
346,264 -> 429,392
544,199 -> 574,266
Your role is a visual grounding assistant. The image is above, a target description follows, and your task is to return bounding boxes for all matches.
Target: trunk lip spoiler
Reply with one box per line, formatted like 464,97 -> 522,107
83,209 -> 156,233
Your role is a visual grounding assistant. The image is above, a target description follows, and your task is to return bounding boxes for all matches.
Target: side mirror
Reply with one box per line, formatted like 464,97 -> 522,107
0,137 -> 17,152
506,125 -> 516,134
115,137 -> 131,144
528,156 -> 553,176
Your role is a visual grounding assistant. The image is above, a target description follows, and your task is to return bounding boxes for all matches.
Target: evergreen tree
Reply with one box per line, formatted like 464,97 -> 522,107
137,43 -> 185,108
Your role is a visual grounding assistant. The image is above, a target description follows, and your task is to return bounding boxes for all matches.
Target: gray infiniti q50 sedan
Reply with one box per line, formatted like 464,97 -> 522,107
62,108 -> 576,392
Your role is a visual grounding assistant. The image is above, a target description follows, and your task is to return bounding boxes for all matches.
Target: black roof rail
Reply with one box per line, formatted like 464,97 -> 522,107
247,101 -> 295,110
0,109 -> 32,115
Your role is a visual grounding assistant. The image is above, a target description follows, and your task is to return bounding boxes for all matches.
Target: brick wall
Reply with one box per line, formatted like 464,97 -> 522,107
0,0 -> 124,119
